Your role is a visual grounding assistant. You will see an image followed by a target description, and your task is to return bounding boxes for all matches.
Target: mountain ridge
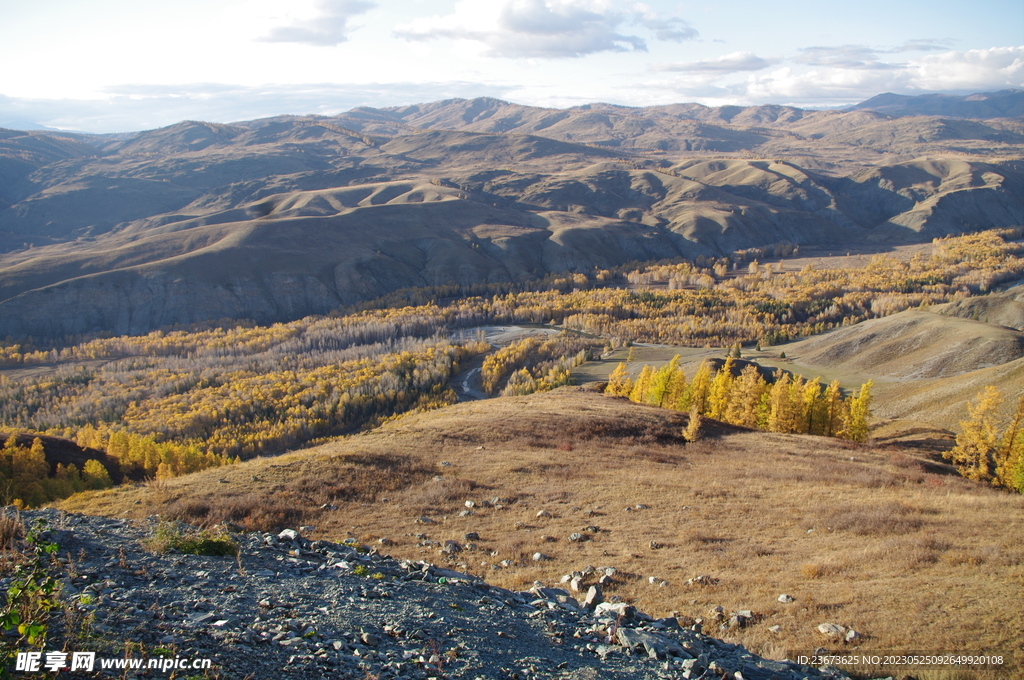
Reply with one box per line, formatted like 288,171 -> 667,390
1,92 -> 1022,338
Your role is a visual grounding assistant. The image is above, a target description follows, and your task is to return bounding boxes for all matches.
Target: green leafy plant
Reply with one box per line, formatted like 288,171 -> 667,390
1,520 -> 61,678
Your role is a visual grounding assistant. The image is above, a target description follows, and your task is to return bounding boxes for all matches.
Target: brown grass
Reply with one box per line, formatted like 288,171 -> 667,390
0,508 -> 24,553
58,388 -> 1024,674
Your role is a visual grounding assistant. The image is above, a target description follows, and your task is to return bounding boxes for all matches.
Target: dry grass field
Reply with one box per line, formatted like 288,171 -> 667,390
60,387 -> 1024,675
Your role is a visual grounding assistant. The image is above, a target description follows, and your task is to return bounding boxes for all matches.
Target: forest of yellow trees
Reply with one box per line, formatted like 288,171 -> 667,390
0,228 -> 1022,505
607,355 -> 872,441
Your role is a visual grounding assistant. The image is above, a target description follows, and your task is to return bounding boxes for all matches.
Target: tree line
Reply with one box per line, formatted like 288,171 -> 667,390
607,356 -> 873,441
0,436 -> 114,508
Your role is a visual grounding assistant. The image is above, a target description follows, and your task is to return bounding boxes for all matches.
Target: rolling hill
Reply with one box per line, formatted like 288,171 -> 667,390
1,93 -> 1023,339
58,387 -> 1024,666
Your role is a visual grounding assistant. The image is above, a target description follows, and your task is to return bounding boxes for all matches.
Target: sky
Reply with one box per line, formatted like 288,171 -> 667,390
0,0 -> 1021,133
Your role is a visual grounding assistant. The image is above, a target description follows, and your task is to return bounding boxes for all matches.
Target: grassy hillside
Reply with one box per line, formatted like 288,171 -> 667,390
58,387 -> 1024,667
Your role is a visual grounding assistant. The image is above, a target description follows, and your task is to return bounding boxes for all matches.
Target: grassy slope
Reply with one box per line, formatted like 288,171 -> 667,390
60,387 -> 1024,667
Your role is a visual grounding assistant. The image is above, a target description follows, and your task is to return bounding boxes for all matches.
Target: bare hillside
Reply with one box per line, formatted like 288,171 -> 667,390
936,281 -> 1024,330
780,309 -> 1024,380
2,94 -> 1023,339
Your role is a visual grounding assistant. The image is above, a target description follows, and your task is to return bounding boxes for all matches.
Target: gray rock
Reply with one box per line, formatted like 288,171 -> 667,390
817,622 -> 847,638
582,585 -> 603,611
616,628 -> 687,660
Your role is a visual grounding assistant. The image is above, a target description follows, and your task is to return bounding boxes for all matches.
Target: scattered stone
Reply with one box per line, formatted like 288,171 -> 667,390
11,508 -> 857,680
817,623 -> 848,639
845,629 -> 861,642
768,625 -> 782,634
465,500 -> 475,508
649,540 -> 662,550
685,575 -> 719,586
532,552 -> 552,561
416,516 -> 435,525
463,532 -> 479,541
537,510 -> 552,518
778,594 -> 795,603
568,532 -> 585,543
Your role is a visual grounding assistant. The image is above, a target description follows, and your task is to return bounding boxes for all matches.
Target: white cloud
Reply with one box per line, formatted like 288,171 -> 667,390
794,45 -> 898,70
646,45 -> 1024,107
627,2 -> 697,42
909,45 -> 1024,92
652,51 -> 776,74
260,0 -> 375,47
394,0 -> 649,59
795,40 -> 957,70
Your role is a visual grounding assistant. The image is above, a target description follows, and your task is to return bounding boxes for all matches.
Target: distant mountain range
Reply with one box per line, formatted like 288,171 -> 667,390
850,89 -> 1024,119
1,91 -> 1022,339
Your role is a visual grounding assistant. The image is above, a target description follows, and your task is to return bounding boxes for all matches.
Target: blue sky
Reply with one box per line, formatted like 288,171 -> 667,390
1,0 -> 1020,132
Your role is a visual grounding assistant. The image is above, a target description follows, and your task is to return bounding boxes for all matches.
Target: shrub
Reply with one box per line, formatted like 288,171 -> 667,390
143,523 -> 238,557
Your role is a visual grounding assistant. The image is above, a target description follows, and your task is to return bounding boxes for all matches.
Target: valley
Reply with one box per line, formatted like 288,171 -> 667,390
2,91 -> 1023,677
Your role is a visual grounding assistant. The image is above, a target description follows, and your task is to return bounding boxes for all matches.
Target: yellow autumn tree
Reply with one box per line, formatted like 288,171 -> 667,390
724,365 -> 767,429
948,387 -> 1011,484
706,357 -> 736,420
606,362 -> 633,397
842,380 -> 873,442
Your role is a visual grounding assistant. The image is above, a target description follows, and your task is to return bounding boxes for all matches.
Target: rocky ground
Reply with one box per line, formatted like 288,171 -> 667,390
3,509 -> 870,680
